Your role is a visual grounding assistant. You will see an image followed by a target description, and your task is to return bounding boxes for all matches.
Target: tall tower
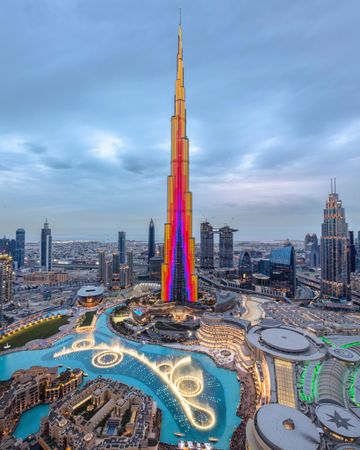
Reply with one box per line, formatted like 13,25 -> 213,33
219,226 -> 237,268
0,254 -> 13,327
15,228 -> 25,269
40,219 -> 52,272
161,20 -> 198,303
320,181 -> 351,301
200,221 -> 214,269
118,231 -> 126,264
98,250 -> 106,284
148,219 -> 156,262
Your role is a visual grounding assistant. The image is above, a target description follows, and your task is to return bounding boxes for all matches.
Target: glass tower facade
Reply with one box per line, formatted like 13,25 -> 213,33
320,189 -> 351,301
118,231 -> 126,264
200,221 -> 214,269
219,226 -> 237,268
148,219 -> 155,262
40,219 -> 52,272
15,228 -> 25,268
161,23 -> 198,303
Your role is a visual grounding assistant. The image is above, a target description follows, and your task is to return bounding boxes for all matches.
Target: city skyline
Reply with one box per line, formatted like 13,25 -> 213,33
1,1 -> 360,241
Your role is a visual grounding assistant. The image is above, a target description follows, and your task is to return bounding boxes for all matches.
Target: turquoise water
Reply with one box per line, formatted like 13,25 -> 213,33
0,311 -> 240,449
14,404 -> 49,439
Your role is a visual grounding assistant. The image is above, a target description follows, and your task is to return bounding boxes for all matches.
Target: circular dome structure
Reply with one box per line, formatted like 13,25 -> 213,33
316,404 -> 360,440
260,318 -> 283,328
77,285 -> 104,307
247,324 -> 327,361
328,347 -> 360,363
260,328 -> 310,353
254,404 -> 320,450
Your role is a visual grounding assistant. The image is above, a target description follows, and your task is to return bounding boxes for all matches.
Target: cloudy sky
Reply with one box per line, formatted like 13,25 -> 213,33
1,0 -> 359,242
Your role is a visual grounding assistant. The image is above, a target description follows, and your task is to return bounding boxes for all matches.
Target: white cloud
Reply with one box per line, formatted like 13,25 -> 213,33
88,131 -> 125,162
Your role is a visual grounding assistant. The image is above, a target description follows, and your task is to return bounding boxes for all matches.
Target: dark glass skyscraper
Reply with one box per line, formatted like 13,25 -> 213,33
148,219 -> 155,262
349,231 -> 356,273
219,226 -> 237,268
118,231 -> 126,264
200,222 -> 214,269
320,186 -> 351,301
304,233 -> 320,268
15,228 -> 25,268
238,251 -> 252,287
270,244 -> 296,298
40,219 -> 52,272
0,237 -> 16,259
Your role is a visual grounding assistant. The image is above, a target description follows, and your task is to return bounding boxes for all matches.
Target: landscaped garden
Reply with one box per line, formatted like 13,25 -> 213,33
0,315 -> 69,350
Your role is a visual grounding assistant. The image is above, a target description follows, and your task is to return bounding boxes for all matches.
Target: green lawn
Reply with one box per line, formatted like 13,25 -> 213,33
0,315 -> 69,350
79,311 -> 97,328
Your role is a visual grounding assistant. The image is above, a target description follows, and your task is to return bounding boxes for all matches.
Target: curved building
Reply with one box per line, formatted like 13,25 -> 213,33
77,286 -> 104,307
316,403 -> 360,442
246,403 -> 320,450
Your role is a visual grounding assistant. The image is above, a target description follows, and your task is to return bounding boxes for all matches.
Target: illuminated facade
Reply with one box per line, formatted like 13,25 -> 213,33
0,254 -> 12,327
161,23 -> 198,303
320,184 -> 351,301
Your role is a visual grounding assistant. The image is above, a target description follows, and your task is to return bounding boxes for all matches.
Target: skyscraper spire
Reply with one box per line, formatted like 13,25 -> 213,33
161,20 -> 198,303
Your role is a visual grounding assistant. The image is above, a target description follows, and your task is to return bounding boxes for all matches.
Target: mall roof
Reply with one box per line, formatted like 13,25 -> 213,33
77,285 -> 104,298
316,403 -> 360,439
247,324 -> 327,361
255,404 -> 320,450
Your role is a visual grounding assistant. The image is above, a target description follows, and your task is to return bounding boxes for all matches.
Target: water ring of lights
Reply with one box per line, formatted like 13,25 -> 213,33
175,376 -> 203,398
157,362 -> 173,374
72,337 -> 95,351
92,350 -> 123,368
54,337 -> 216,431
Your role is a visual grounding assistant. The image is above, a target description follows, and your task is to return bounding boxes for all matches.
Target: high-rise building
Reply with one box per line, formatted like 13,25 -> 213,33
320,184 -> 351,302
118,232 -> 126,264
219,226 -> 237,268
270,244 -> 296,298
127,251 -> 133,282
40,219 -> 52,272
161,21 -> 198,303
0,237 -> 16,260
238,251 -> 252,287
148,219 -> 156,262
357,231 -> 360,272
105,261 -> 113,289
112,252 -> 120,274
15,228 -> 25,269
304,233 -> 320,268
0,254 -> 13,327
349,231 -> 357,273
98,251 -> 106,285
119,265 -> 131,288
158,244 -> 164,258
200,222 -> 214,269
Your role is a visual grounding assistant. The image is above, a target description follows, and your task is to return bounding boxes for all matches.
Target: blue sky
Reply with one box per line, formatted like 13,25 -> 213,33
0,0 -> 359,241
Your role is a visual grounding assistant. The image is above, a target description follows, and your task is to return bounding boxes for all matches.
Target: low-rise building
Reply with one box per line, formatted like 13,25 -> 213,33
40,377 -> 160,450
0,366 -> 83,438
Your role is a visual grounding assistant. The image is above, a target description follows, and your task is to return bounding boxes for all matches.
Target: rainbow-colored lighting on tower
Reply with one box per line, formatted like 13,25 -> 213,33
161,21 -> 198,303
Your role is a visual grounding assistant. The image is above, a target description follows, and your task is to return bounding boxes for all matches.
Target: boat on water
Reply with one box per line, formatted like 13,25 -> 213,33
174,432 -> 185,437
209,437 -> 219,443
84,373 -> 88,377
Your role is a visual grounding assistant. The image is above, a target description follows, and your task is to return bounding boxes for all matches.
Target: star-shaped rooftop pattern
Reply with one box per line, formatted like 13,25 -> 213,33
326,410 -> 354,430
